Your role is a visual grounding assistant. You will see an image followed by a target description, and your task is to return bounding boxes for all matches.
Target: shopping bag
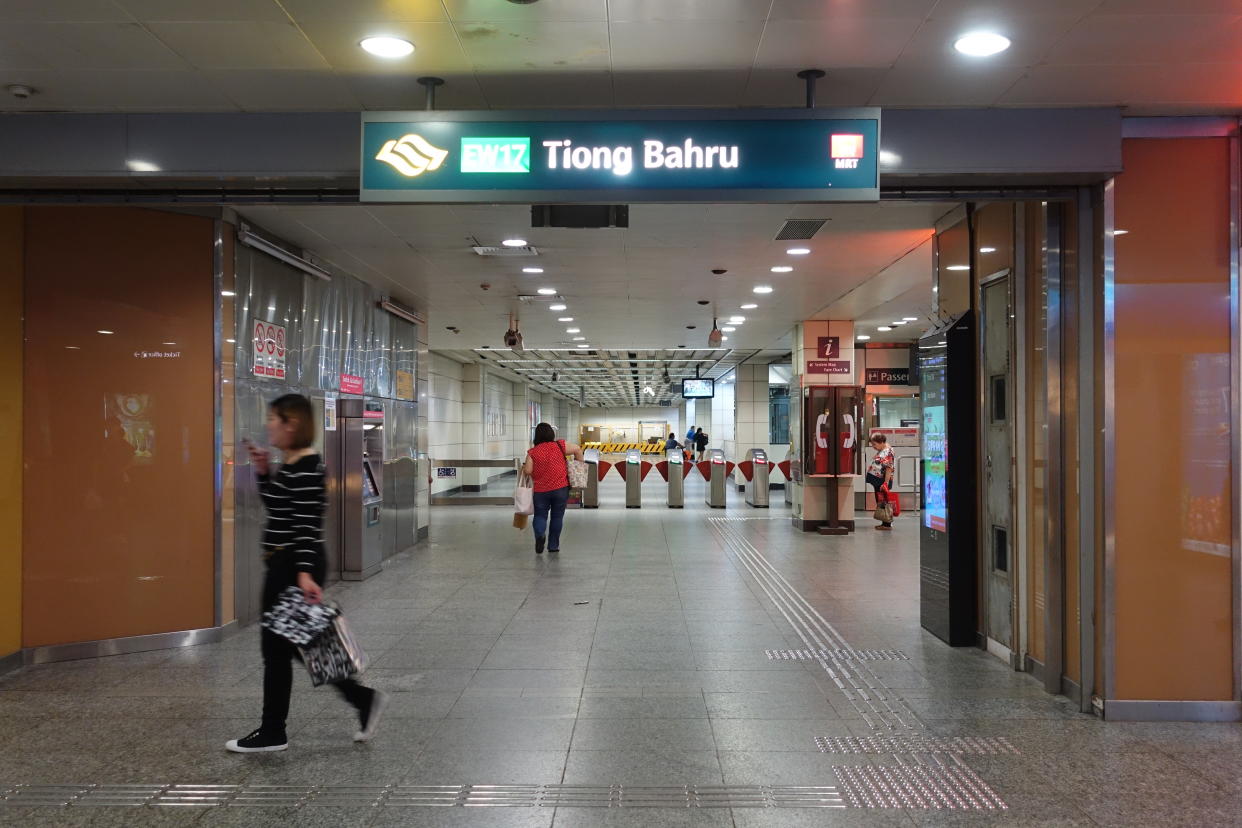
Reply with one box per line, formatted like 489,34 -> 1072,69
514,474 -> 534,515
299,613 -> 369,687
873,503 -> 894,523
262,586 -> 338,646
890,493 -> 901,517
566,458 -> 589,489
513,512 -> 529,530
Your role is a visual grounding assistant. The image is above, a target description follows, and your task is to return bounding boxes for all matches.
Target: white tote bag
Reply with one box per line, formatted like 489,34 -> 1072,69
514,474 -> 535,515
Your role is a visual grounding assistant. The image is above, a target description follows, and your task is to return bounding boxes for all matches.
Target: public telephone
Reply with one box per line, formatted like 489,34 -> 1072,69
803,386 -> 862,478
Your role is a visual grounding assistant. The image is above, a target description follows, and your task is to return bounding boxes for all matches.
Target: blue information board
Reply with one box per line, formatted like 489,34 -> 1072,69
360,110 -> 879,203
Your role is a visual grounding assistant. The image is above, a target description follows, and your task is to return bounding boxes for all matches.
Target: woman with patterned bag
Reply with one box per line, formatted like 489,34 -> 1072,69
520,423 -> 585,555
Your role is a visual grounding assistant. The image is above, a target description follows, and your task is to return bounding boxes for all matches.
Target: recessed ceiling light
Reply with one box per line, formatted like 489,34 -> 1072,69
97,330 -> 114,335
856,335 -> 871,341
771,265 -> 793,273
979,247 -> 997,254
573,336 -> 586,341
549,304 -> 567,311
502,238 -> 528,247
721,336 -> 729,341
162,341 -> 177,346
877,326 -> 892,332
226,338 -> 236,344
558,317 -> 574,322
360,36 -> 415,58
891,321 -> 904,326
786,247 -> 810,256
729,316 -> 746,323
523,267 -> 544,274
65,345 -> 81,350
722,326 -> 736,332
954,31 -> 1010,57
903,317 -> 918,322
126,159 -> 160,172
946,265 -> 970,271
566,327 -> 580,333
740,303 -> 758,310
537,287 -> 557,295
1112,229 -> 1129,236
879,149 -> 902,167
753,286 -> 773,294
221,290 -> 236,297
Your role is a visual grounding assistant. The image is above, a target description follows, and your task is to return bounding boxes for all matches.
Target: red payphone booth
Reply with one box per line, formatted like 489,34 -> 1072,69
802,385 -> 862,533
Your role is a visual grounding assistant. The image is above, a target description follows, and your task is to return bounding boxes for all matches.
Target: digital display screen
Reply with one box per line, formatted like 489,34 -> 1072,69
683,378 -> 715,399
921,348 -> 948,533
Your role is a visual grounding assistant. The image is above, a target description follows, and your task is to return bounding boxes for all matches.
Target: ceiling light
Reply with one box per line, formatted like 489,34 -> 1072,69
558,317 -> 574,322
729,316 -> 745,323
721,336 -> 728,341
856,335 -> 871,341
549,304 -> 567,311
1112,229 -> 1129,236
903,317 -> 919,322
573,336 -> 586,341
226,338 -> 236,344
722,326 -> 736,332
879,149 -> 902,167
221,290 -> 236,297
65,345 -> 80,350
740,303 -> 758,309
537,287 -> 557,295
954,31 -> 1011,57
162,341 -> 177,346
502,238 -> 528,247
786,247 -> 810,256
979,247 -> 997,254
126,159 -> 160,172
877,326 -> 892,332
360,36 -> 415,58
946,265 -> 970,271
566,327 -> 580,333
771,265 -> 793,273
522,267 -> 543,273
97,330 -> 114,335
753,286 -> 773,294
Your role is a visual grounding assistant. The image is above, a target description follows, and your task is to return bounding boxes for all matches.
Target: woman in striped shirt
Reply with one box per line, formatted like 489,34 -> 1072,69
226,394 -> 386,753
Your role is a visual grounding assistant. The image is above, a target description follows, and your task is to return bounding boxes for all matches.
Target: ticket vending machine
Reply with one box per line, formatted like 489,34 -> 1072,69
337,398 -> 384,581
581,448 -> 601,509
743,449 -> 770,508
703,449 -> 730,508
624,448 -> 643,508
666,449 -> 686,508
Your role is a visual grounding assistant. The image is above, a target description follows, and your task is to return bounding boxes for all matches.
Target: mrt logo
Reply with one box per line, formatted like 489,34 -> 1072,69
831,134 -> 864,170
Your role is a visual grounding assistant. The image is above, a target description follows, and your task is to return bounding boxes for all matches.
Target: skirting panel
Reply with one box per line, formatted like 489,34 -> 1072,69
0,650 -> 21,678
1103,700 -> 1242,722
23,622 -> 238,667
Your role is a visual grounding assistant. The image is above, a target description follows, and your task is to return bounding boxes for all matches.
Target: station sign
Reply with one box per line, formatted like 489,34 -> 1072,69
361,109 -> 880,203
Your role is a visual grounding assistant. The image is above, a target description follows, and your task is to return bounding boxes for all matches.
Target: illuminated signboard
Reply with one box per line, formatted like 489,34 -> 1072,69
361,110 -> 880,203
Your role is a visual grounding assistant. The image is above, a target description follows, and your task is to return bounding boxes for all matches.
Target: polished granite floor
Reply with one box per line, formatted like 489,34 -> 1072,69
2,477 -> 1241,826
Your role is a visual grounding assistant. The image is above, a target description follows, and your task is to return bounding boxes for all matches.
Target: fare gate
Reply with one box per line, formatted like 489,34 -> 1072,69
741,448 -> 771,508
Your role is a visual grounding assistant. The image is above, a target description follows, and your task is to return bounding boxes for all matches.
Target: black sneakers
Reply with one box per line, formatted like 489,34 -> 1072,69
355,689 -> 389,742
225,728 -> 288,753
535,535 -> 546,554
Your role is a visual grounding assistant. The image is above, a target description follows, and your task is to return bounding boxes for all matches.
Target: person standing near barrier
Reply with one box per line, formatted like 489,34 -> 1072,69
866,433 -> 896,531
665,432 -> 683,452
521,422 -> 585,555
227,394 -> 386,753
694,428 -> 709,462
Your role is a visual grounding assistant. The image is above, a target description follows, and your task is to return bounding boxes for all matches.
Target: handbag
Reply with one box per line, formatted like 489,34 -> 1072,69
514,473 -> 534,515
873,502 -> 894,523
299,613 -> 369,687
561,440 -> 589,489
262,586 -> 337,646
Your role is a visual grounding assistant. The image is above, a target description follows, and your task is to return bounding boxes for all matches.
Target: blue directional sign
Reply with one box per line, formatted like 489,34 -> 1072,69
361,110 -> 880,203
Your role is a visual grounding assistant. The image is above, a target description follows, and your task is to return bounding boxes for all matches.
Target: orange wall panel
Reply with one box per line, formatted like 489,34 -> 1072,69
0,207 -> 22,658
23,207 -> 216,647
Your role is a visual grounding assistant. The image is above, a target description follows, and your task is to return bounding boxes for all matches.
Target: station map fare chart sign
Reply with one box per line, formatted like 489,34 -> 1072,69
360,109 -> 880,203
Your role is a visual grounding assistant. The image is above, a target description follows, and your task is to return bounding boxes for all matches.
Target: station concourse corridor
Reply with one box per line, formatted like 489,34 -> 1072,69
1,474 -> 1238,827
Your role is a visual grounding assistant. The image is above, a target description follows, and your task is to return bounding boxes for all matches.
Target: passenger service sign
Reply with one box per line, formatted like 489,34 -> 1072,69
360,109 -> 879,203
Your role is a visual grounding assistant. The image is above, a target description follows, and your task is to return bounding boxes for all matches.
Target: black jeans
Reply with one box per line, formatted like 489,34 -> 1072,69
260,554 -> 371,735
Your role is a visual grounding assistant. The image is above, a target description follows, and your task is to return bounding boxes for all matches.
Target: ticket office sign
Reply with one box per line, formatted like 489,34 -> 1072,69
361,110 -> 880,203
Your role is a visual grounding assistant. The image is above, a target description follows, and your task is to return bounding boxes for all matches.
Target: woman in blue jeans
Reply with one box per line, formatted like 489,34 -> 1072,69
520,423 -> 585,554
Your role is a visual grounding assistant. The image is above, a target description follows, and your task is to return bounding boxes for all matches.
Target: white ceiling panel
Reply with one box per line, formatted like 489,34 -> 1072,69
742,67 -> 886,107
608,0 -> 774,23
754,17 -> 925,69
477,70 -> 615,109
769,0 -> 939,19
203,70 -> 360,110
345,71 -> 488,111
299,21 -> 472,73
1045,14 -> 1242,65
894,14 -> 1083,68
0,0 -> 130,21
445,0 -> 608,23
29,69 -> 235,110
1094,0 -> 1242,11
116,0 -> 290,22
870,63 -> 1027,107
456,21 -> 610,72
148,21 -> 329,70
0,22 -> 186,71
609,21 -> 765,71
280,0 -> 448,22
1002,62 -> 1242,109
612,70 -> 748,107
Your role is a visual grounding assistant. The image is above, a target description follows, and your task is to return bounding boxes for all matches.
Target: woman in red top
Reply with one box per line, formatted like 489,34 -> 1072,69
520,423 -> 585,555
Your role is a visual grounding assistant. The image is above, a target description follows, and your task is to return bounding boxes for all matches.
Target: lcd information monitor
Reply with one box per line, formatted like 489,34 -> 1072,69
682,378 -> 715,399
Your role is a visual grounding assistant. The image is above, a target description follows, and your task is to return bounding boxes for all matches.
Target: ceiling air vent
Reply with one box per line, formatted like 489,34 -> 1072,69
473,245 -> 538,257
517,294 -> 564,303
775,219 -> 827,241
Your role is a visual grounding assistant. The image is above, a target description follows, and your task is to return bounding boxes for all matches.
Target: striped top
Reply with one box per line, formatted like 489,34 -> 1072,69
258,453 -> 326,573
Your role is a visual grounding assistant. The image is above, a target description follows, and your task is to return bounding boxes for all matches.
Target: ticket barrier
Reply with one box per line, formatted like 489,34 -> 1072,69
581,448 -> 601,509
697,449 -> 734,509
740,448 -> 771,508
658,449 -> 691,508
621,448 -> 645,508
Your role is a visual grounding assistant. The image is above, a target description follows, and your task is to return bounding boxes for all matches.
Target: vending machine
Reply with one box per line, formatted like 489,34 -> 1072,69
336,398 -> 384,581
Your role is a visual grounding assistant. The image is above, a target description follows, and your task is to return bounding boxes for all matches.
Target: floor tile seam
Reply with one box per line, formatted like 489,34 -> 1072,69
562,532 -> 612,790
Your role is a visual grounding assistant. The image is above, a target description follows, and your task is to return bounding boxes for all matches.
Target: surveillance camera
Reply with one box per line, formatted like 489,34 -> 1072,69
503,328 -> 524,350
711,269 -> 727,275
697,300 -> 710,305
7,84 -> 34,99
480,283 -> 491,291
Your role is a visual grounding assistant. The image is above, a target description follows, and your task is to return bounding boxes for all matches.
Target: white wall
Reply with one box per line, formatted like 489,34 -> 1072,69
709,373 -> 736,459
578,406 -> 680,443
428,353 -> 465,495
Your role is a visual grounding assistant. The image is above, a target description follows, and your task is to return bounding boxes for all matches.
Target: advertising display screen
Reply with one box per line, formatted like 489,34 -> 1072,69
921,348 -> 949,533
682,378 -> 715,399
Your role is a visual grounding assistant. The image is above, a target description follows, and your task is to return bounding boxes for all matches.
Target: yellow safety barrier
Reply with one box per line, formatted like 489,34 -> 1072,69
583,442 -> 665,455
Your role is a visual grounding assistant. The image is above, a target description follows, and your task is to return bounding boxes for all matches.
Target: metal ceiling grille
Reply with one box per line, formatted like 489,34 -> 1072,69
473,348 -> 759,408
774,219 -> 827,240
472,245 -> 539,256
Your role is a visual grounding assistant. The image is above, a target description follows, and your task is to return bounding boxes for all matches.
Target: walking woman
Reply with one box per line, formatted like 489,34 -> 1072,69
866,432 -> 896,531
227,394 -> 386,753
520,423 -> 585,555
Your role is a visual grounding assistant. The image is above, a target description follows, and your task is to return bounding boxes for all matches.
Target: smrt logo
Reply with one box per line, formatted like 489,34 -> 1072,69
376,133 -> 449,177
830,134 -> 864,170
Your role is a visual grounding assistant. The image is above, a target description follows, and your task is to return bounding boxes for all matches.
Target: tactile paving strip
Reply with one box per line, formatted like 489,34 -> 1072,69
766,648 -> 910,662
835,756 -> 1009,810
816,735 -> 1019,755
0,784 -> 846,810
